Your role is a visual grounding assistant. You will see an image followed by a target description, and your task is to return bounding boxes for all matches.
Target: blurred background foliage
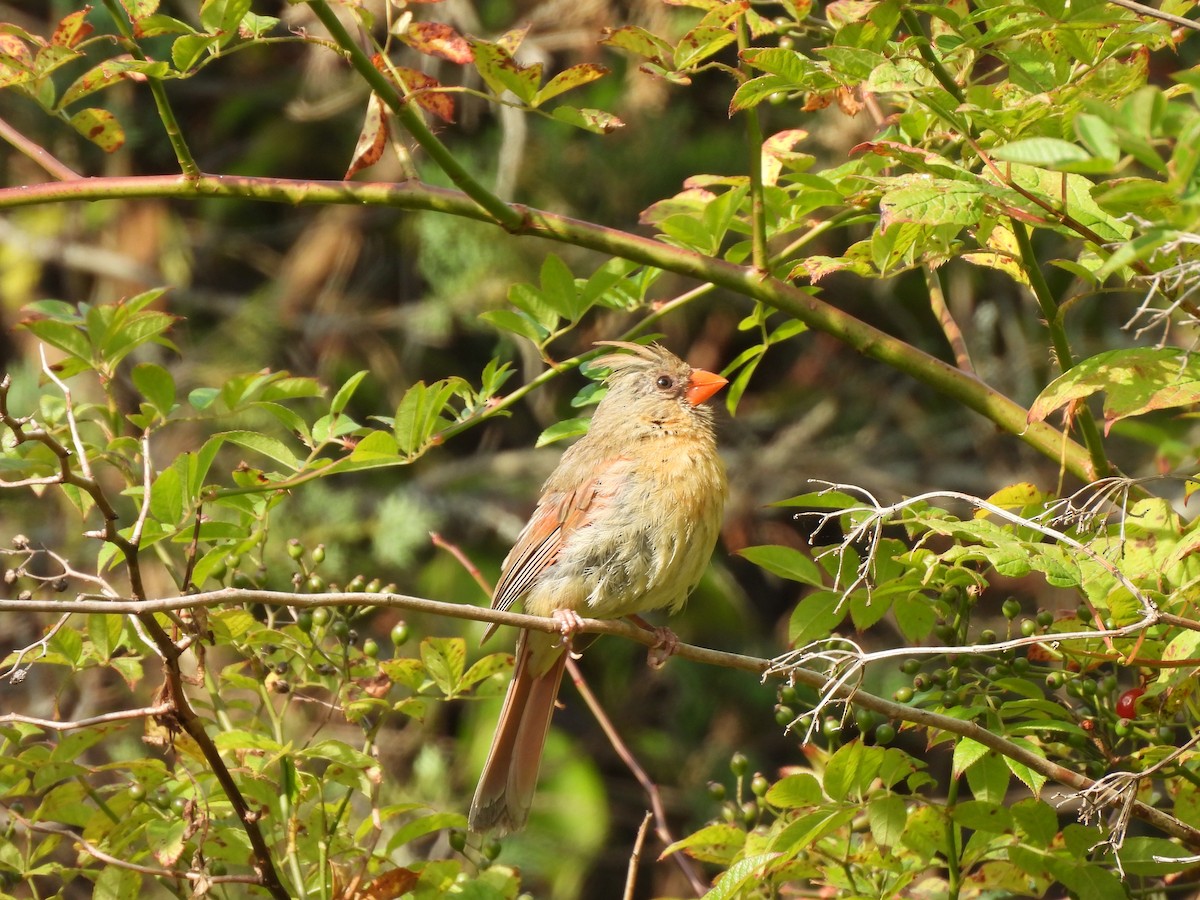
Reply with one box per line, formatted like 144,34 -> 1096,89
3,0 -> 1200,897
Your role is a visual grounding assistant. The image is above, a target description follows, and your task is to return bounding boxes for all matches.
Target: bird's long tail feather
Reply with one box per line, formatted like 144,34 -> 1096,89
468,631 -> 568,834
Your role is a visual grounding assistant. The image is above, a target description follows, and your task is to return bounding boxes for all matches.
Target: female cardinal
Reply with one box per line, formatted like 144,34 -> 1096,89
469,341 -> 728,834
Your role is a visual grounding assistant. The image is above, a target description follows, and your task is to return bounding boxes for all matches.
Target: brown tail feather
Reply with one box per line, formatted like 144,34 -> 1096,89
468,631 -> 568,834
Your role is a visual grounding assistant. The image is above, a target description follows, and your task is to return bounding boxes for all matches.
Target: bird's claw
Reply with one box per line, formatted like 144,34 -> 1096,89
551,609 -> 586,646
647,625 -> 679,670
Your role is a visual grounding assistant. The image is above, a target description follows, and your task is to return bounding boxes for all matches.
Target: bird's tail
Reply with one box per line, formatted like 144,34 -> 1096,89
468,630 -> 568,834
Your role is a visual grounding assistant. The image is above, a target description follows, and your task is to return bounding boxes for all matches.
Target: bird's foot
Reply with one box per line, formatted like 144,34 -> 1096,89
626,615 -> 679,669
551,608 -> 586,646
646,625 -> 679,669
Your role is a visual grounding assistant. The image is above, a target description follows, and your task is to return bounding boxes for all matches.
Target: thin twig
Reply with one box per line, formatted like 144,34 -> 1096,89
0,116 -> 80,181
1105,0 -> 1200,31
925,265 -> 975,373
0,703 -> 172,730
566,657 -> 708,897
624,811 -> 655,900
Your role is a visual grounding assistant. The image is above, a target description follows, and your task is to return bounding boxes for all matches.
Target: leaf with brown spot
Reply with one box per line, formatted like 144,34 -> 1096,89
1028,348 -> 1200,435
533,63 -> 609,106
346,93 -> 389,179
401,21 -> 472,64
599,25 -> 672,67
346,867 -> 419,900
470,37 -> 541,104
51,7 -> 93,48
69,107 -> 125,152
120,0 -> 160,17
392,66 -> 455,123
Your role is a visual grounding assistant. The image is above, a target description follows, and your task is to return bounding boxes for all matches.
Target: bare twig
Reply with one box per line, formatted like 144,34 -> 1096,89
566,657 -> 708,897
0,116 -> 81,181
1105,0 -> 1200,31
0,703 -> 172,730
624,812 -> 655,900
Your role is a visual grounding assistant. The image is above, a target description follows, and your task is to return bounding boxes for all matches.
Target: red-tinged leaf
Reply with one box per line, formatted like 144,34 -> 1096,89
496,23 -> 529,56
52,7 -> 93,48
0,34 -> 34,86
533,63 -> 609,106
391,65 -> 455,123
551,106 -> 624,134
121,0 -> 160,17
402,21 -> 472,64
346,93 -> 389,178
70,107 -> 125,152
35,44 -> 83,80
599,25 -> 673,65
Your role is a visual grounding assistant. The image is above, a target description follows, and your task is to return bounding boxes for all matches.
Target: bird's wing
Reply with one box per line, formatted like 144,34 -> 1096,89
490,475 -> 605,615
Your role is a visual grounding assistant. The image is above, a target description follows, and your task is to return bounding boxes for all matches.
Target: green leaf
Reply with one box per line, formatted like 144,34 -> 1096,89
599,25 -> 672,66
533,63 -> 609,106
867,794 -> 907,847
990,137 -> 1093,168
823,741 -> 882,801
673,24 -> 736,71
470,38 -> 541,103
788,590 -> 846,646
420,637 -> 466,697
218,430 -> 304,472
480,308 -> 549,344
952,799 -> 1012,833
662,823 -> 746,865
536,416 -> 590,448
132,363 -> 176,419
330,370 -> 369,415
68,108 -> 125,152
738,545 -> 824,586
764,772 -> 823,808
879,176 -> 984,227
550,106 -> 624,134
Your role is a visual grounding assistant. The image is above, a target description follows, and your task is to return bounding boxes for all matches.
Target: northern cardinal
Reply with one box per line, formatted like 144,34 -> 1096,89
468,341 -> 728,834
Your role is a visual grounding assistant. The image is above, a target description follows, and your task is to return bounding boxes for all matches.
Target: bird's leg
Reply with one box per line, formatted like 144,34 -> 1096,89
627,614 -> 679,669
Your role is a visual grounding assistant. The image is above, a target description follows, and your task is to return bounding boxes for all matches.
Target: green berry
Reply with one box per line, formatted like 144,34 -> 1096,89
311,544 -> 326,565
775,705 -> 796,727
296,610 -> 313,633
1002,598 -> 1021,620
390,622 -> 410,646
1020,619 -> 1037,637
874,723 -> 896,745
311,607 -> 331,627
894,686 -> 914,703
449,830 -> 467,853
730,752 -> 749,777
1036,610 -> 1054,628
286,539 -> 304,560
128,783 -> 146,802
900,658 -> 921,675
751,774 -> 769,797
363,638 -> 379,658
706,781 -> 726,801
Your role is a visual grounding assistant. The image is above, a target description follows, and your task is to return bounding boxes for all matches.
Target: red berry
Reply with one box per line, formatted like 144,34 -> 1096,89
1116,687 -> 1145,720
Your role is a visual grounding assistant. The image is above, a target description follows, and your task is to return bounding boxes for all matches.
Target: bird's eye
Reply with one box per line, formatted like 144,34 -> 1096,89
655,374 -> 674,390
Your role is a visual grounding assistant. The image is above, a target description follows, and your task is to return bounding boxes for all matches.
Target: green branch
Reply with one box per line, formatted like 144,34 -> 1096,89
0,172 -> 1095,482
738,19 -> 768,274
1012,220 -> 1112,479
305,0 -> 522,230
100,0 -> 199,178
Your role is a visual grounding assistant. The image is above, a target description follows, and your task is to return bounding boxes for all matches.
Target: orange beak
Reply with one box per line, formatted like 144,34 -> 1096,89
686,368 -> 727,406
